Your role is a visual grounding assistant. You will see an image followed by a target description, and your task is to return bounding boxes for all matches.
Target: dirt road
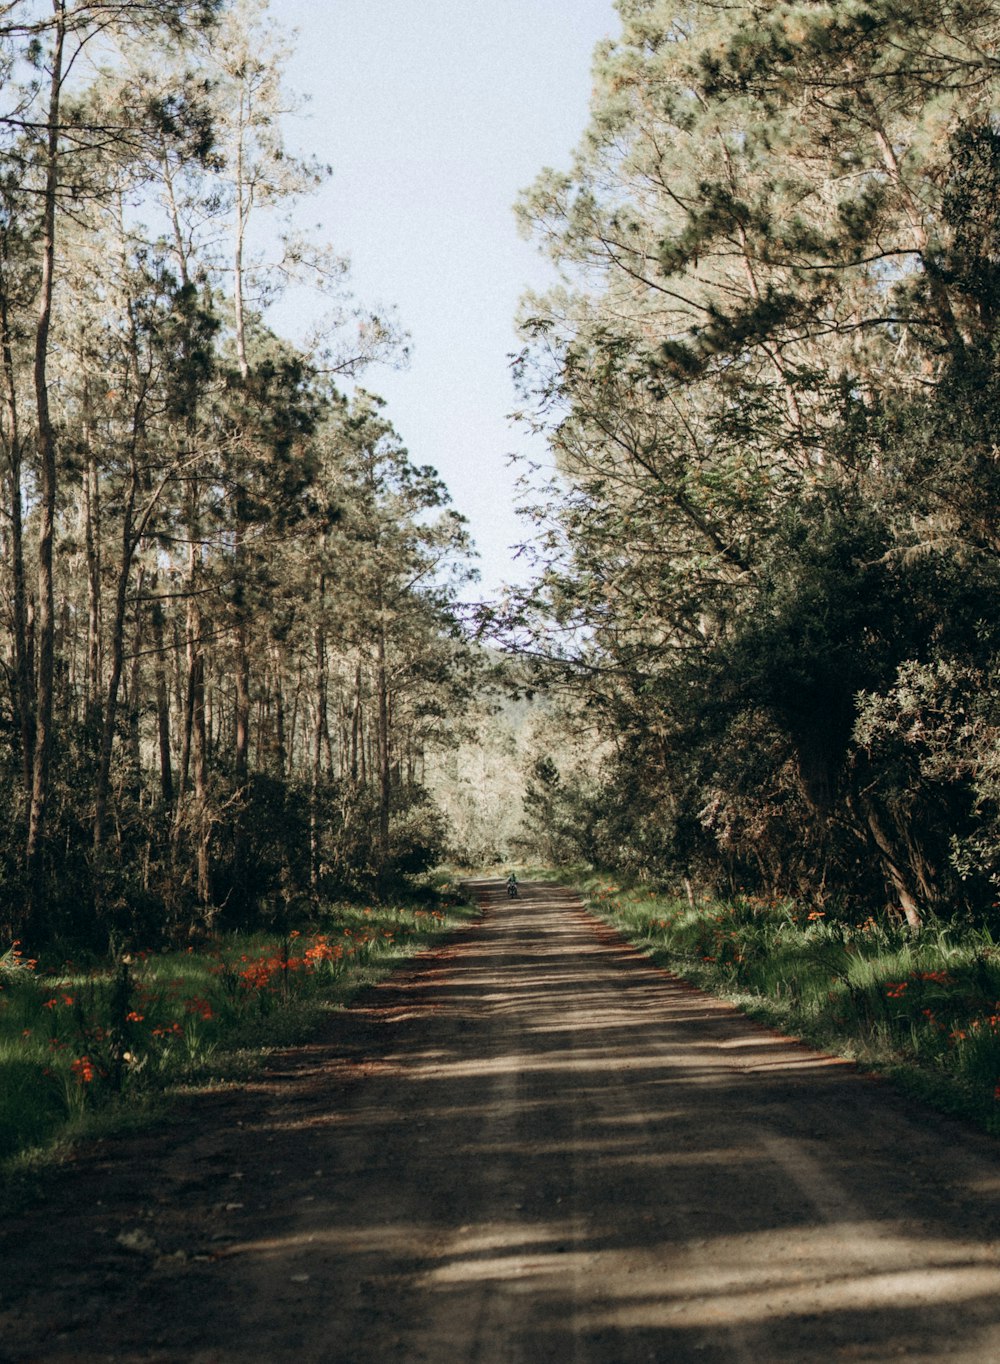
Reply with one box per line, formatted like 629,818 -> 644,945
4,881 -> 1000,1362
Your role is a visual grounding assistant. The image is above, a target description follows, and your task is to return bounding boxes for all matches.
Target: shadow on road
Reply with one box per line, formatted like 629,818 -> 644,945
4,880 -> 1000,1362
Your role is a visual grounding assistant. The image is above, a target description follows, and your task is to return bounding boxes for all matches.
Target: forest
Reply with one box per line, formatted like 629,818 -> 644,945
9,6 -> 1000,1348
5,0 -> 1000,956
0,0 -> 482,950
506,0 -> 1000,933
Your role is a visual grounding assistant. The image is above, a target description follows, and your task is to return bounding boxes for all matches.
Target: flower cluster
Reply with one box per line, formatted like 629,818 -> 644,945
70,1056 -> 96,1085
885,971 -> 954,1003
235,932 -> 349,992
10,913 -> 435,1125
303,935 -> 342,967
237,951 -> 296,991
0,940 -> 38,983
950,1010 -> 1000,1046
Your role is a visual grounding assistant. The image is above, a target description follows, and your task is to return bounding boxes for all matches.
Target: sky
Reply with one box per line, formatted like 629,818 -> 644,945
268,0 -> 620,599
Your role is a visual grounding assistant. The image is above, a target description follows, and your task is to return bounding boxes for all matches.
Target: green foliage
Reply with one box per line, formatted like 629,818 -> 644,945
321,782 -> 450,896
588,883 -> 1000,1131
522,756 -> 581,865
0,891 -> 476,1170
505,0 -> 1000,926
0,4 -> 479,951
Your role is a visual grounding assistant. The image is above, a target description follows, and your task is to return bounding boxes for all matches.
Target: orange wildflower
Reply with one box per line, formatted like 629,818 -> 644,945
70,1056 -> 96,1084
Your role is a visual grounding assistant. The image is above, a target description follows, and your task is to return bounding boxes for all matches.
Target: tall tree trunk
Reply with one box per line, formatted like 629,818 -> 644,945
127,566 -> 145,808
310,703 -> 323,852
0,236 -> 33,799
234,607 -> 250,785
271,644 -> 286,778
173,528 -> 211,912
289,663 -> 302,773
26,2 -> 66,926
231,561 -> 251,914
150,574 -> 174,810
351,664 -> 362,786
83,404 -> 101,729
161,130 -> 213,916
310,617 -> 328,886
190,602 -> 210,909
229,98 -> 252,914
375,616 -> 390,868
94,475 -> 139,853
339,701 -> 349,783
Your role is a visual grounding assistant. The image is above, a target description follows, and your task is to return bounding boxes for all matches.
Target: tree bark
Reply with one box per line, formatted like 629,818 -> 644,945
864,805 -> 924,932
0,233 -> 33,798
375,613 -> 390,867
26,2 -> 66,925
82,386 -> 101,729
150,574 -> 174,810
94,472 -> 139,852
173,528 -> 211,911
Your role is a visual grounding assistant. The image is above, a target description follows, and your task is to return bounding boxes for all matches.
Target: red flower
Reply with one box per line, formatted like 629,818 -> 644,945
70,1056 -> 96,1084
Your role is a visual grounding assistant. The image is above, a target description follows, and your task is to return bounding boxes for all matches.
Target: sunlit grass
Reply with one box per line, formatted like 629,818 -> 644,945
0,893 -> 476,1177
583,882 -> 1000,1133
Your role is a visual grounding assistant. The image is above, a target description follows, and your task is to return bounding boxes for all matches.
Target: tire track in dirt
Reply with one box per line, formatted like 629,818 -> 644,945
3,881 -> 1000,1361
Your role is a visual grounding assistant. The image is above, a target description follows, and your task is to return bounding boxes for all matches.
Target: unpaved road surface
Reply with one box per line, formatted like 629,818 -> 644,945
4,882 -> 1000,1362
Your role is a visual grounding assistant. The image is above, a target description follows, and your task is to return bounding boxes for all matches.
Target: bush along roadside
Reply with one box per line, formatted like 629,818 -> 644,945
0,890 -> 476,1174
579,878 -> 1000,1135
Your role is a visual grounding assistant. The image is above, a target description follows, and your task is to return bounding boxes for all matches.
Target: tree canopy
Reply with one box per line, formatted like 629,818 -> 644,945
506,0 -> 1000,926
0,0 -> 480,947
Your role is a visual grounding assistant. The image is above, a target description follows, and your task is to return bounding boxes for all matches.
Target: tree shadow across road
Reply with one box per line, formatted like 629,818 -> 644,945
3,879 -> 1000,1362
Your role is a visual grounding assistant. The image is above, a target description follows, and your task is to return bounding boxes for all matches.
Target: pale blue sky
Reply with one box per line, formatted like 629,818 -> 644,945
270,0 -> 619,597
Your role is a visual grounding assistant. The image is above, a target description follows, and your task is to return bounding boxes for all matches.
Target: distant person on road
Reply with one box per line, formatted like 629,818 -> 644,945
506,872 -> 519,898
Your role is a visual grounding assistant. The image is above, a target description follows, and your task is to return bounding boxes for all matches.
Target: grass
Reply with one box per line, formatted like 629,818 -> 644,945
0,885 -> 477,1184
575,875 -> 1000,1135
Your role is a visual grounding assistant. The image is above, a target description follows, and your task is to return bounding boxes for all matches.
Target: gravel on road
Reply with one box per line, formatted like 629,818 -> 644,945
3,879 -> 1000,1362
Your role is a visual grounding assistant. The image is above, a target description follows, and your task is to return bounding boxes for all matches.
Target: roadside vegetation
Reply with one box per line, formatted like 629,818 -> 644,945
493,1 -> 1000,946
492,4 -> 1000,1138
0,2 -> 489,1203
0,887 -> 475,1182
575,873 -> 1000,1135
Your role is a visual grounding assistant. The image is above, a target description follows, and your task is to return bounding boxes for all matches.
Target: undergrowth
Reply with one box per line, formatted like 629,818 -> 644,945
579,876 -> 1000,1135
0,886 -> 475,1182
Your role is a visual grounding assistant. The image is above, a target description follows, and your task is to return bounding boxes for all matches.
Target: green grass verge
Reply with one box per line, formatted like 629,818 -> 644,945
572,875 -> 1000,1136
0,884 -> 477,1189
